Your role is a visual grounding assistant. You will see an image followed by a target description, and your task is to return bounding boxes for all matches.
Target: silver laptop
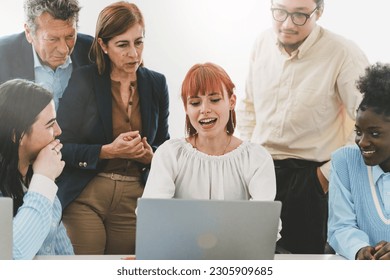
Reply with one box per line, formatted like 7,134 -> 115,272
136,198 -> 281,260
0,197 -> 13,260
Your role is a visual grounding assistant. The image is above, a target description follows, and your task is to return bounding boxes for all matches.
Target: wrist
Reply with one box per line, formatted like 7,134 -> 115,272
100,144 -> 114,159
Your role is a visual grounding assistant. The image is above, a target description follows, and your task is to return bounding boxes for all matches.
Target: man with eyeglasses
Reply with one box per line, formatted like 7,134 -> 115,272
238,0 -> 369,254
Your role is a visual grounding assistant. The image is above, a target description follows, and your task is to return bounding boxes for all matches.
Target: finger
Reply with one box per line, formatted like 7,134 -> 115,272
378,251 -> 390,260
48,139 -> 61,150
143,138 -> 153,151
52,149 -> 61,155
54,143 -> 63,152
132,150 -> 147,159
374,240 -> 387,250
374,245 -> 389,259
132,142 -> 145,153
52,144 -> 63,155
121,130 -> 140,138
141,137 -> 149,146
129,130 -> 140,137
364,252 -> 375,260
129,136 -> 143,145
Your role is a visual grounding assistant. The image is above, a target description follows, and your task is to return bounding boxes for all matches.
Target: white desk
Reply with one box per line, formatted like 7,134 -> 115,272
34,254 -> 346,260
274,254 -> 345,260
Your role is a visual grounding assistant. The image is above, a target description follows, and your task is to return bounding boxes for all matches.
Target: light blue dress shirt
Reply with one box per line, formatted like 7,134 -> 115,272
374,166 -> 390,216
328,145 -> 390,260
1,174 -> 74,259
32,47 -> 73,110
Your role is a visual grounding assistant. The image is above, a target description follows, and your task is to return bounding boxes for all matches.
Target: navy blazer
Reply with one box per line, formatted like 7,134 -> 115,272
56,63 -> 170,209
0,32 -> 93,84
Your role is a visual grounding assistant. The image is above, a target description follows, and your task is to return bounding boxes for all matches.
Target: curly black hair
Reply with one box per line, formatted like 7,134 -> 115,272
357,62 -> 390,117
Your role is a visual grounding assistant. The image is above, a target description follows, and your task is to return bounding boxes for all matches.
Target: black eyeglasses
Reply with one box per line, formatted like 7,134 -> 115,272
271,7 -> 318,26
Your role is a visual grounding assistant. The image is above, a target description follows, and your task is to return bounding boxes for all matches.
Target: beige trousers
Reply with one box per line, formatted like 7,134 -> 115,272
62,175 -> 144,255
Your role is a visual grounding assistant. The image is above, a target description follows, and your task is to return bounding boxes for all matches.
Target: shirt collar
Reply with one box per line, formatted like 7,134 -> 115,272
373,165 -> 386,185
277,25 -> 321,59
32,45 -> 72,71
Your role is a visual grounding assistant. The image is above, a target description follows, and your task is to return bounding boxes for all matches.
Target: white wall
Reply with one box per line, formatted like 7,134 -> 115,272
1,0 -> 390,138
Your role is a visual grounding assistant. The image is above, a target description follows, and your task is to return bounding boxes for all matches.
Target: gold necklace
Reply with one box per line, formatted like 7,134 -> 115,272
194,135 -> 232,155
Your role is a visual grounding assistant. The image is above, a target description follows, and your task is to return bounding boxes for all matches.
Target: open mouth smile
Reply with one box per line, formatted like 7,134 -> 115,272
199,118 -> 217,126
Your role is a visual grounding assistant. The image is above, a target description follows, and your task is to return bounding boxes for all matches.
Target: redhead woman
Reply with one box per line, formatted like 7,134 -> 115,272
142,63 -> 277,209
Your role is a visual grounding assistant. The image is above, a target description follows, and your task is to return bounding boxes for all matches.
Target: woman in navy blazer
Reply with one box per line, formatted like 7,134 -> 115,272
56,2 -> 169,255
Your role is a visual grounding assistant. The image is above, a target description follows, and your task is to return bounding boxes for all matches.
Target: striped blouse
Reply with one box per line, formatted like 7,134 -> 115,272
1,174 -> 74,259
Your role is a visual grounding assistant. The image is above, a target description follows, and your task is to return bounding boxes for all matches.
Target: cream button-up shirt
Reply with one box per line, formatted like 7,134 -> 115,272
238,25 -> 370,179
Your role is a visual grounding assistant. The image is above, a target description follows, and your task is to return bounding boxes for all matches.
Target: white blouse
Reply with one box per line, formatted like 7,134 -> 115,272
143,138 -> 276,201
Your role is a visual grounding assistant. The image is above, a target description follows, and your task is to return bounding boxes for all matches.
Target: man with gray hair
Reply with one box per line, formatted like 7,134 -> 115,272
0,0 -> 93,110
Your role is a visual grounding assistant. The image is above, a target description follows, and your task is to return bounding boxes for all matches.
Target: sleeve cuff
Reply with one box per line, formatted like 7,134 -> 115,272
320,161 -> 331,181
28,174 -> 58,203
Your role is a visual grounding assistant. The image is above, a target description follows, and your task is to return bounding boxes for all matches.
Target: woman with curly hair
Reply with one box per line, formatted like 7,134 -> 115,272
328,62 -> 390,260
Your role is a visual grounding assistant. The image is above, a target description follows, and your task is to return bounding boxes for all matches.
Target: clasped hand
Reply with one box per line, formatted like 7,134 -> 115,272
108,131 -> 153,164
356,241 -> 390,260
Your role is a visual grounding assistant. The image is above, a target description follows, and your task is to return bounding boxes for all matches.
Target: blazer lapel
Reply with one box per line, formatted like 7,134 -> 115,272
94,70 -> 114,142
137,68 -> 153,139
17,34 -> 35,81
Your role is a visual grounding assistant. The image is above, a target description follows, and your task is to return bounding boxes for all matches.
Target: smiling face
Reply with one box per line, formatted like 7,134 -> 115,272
24,12 -> 77,70
185,86 -> 236,138
355,108 -> 390,172
98,24 -> 144,79
271,0 -> 320,54
18,101 -> 61,166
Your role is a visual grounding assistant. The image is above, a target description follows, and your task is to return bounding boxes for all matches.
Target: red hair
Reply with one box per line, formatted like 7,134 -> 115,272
181,63 -> 236,136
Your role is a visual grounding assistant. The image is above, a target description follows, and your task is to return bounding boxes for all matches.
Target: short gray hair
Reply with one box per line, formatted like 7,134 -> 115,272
24,0 -> 80,34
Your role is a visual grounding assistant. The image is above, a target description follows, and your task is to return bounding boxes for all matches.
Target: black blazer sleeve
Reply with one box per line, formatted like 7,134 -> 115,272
57,64 -> 105,171
56,64 -> 170,208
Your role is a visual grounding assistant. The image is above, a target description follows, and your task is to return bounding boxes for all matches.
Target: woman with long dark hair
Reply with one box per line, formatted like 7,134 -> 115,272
0,79 -> 73,259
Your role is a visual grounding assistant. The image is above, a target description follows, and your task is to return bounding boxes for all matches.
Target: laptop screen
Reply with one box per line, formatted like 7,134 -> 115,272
136,198 -> 281,260
0,197 -> 13,260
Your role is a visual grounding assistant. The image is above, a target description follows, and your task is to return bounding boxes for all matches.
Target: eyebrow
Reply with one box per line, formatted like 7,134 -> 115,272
187,92 -> 221,99
273,4 -> 310,12
355,124 -> 383,130
45,118 -> 56,126
115,36 -> 144,43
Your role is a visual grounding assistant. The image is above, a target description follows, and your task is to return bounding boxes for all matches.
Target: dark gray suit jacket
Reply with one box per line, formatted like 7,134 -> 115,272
56,63 -> 170,209
0,32 -> 93,84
